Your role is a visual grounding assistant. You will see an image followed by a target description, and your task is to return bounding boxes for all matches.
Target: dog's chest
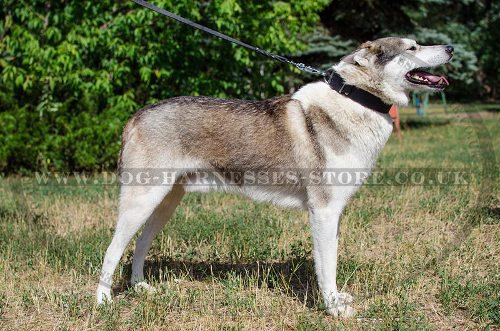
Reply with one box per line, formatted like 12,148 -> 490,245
319,108 -> 393,190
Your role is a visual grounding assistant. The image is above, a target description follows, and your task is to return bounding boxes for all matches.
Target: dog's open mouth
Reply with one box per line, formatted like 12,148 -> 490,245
405,69 -> 449,88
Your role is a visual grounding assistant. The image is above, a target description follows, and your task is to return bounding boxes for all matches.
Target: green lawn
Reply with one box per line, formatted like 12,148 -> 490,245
0,106 -> 498,330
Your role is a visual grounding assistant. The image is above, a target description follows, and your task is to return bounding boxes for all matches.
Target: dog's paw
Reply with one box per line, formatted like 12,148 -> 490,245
327,304 -> 356,318
337,292 -> 354,305
133,281 -> 157,295
96,289 -> 113,305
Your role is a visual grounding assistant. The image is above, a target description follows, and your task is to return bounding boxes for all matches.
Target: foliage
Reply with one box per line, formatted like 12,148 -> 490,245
0,0 -> 328,172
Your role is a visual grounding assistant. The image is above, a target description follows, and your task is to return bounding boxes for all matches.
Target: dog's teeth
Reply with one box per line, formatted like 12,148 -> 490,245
412,75 -> 429,82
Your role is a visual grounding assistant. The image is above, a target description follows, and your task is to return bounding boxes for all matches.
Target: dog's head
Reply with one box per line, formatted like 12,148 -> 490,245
333,37 -> 454,106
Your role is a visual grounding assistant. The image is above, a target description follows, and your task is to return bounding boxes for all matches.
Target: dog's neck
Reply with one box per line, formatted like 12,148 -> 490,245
332,63 -> 410,106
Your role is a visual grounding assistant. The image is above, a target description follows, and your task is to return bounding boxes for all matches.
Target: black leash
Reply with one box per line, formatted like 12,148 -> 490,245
130,0 -> 392,114
130,0 -> 327,77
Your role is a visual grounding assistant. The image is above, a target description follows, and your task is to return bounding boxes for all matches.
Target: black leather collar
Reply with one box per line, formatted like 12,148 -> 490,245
326,72 -> 392,114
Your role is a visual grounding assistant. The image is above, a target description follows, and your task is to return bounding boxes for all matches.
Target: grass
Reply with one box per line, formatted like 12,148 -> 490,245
0,105 -> 498,330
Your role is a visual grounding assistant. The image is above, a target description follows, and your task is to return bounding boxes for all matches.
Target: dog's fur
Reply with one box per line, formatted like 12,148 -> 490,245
96,37 -> 453,316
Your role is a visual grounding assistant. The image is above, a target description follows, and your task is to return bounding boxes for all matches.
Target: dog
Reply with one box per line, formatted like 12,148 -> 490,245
96,37 -> 453,317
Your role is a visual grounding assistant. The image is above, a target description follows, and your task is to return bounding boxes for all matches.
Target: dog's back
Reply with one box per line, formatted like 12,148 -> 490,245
119,95 -> 305,173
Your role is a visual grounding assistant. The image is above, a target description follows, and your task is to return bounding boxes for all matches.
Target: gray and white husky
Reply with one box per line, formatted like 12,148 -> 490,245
96,37 -> 453,317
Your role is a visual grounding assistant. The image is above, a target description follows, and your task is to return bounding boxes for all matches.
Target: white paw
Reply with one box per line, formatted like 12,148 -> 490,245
337,292 -> 354,305
96,288 -> 113,305
327,304 -> 356,318
133,281 -> 157,294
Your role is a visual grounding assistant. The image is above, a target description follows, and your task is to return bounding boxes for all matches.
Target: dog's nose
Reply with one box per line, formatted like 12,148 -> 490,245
445,45 -> 454,55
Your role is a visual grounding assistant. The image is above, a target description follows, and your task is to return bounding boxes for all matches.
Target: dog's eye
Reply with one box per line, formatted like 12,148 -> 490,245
408,46 -> 417,51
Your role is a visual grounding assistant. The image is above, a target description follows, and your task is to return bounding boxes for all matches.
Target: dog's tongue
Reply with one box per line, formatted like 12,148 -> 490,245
416,70 -> 449,85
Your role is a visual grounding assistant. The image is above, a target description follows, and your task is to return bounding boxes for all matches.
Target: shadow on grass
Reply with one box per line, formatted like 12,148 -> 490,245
116,257 -> 322,308
480,104 -> 500,113
400,118 -> 451,130
483,206 -> 499,220
114,255 -> 369,310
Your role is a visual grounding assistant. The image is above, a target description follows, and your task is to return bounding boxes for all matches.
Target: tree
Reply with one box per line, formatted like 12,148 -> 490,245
0,0 -> 329,172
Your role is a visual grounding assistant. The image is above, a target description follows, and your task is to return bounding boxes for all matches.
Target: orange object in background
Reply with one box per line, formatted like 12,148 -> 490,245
389,105 -> 401,140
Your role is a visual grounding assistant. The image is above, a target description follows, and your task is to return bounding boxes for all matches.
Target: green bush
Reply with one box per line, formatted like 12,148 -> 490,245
0,0 -> 328,172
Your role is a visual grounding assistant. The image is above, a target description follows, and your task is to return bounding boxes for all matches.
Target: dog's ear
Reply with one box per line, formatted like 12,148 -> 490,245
341,41 -> 383,66
360,41 -> 383,54
341,48 -> 370,67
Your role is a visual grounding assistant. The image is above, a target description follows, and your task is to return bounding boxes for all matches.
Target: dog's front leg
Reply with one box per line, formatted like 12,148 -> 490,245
309,205 -> 355,317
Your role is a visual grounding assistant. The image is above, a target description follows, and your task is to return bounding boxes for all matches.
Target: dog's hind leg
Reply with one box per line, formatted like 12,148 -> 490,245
96,184 -> 172,304
131,183 -> 185,289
